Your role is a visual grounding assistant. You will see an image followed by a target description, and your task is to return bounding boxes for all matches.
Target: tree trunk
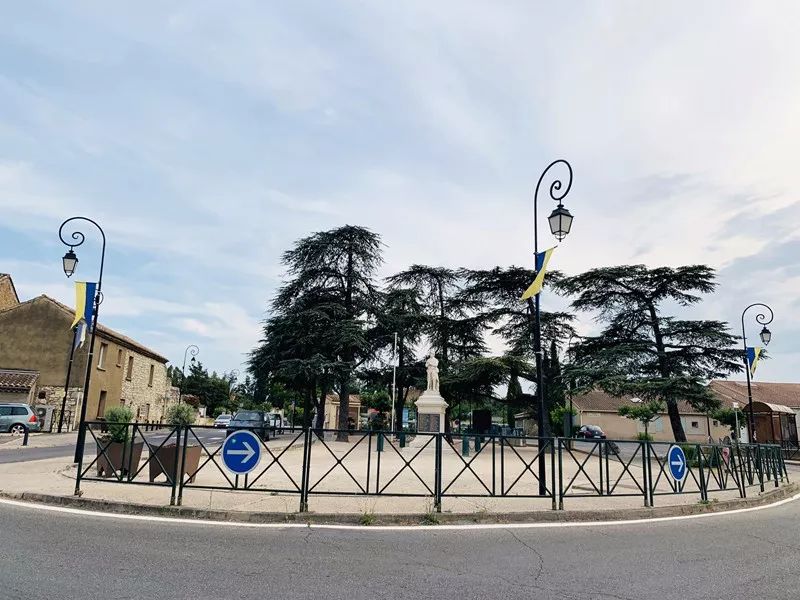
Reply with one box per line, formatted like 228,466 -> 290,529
313,390 -> 325,432
336,378 -> 351,441
648,303 -> 686,442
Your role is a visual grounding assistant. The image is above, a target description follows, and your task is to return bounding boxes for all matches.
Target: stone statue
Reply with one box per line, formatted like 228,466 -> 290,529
426,352 -> 439,392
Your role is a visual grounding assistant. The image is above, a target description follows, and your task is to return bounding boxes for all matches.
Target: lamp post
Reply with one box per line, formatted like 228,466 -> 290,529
740,303 -> 773,443
179,345 -> 199,404
530,160 -> 574,495
58,217 -> 106,464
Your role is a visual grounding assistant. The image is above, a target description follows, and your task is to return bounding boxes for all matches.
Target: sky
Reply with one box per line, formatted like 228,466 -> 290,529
1,2 -> 798,383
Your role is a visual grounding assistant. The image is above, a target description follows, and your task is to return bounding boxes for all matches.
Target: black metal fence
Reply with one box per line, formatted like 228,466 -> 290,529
74,422 -> 788,512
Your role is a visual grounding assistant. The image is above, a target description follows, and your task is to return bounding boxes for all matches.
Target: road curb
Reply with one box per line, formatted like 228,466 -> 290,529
1,483 -> 796,526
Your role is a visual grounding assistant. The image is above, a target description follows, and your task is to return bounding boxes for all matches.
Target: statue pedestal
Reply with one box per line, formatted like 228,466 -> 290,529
415,390 -> 448,434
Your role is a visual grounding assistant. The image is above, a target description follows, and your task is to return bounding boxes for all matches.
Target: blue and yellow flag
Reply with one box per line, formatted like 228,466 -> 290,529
70,282 -> 97,329
746,346 -> 763,377
521,247 -> 556,301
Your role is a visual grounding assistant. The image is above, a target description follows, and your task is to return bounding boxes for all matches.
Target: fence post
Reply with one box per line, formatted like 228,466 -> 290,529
758,445 -> 765,493
737,444 -> 747,498
434,434 -> 442,513
697,444 -> 707,503
558,438 -> 565,510
169,426 -> 181,506
177,426 -> 189,506
550,438 -> 556,511
598,441 -> 604,497
491,435 -> 496,497
74,421 -> 86,496
772,447 -> 780,488
299,427 -> 311,512
646,442 -> 655,507
642,440 -> 649,507
462,434 -> 469,457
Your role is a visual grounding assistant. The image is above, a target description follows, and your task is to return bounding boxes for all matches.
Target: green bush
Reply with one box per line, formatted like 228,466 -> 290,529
104,405 -> 133,443
165,403 -> 197,426
636,432 -> 653,441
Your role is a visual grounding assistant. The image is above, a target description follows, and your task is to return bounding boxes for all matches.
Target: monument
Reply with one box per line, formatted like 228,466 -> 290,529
415,352 -> 448,434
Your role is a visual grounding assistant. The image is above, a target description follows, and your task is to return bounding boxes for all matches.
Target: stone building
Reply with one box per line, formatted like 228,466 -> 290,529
0,274 -> 19,311
0,274 -> 176,429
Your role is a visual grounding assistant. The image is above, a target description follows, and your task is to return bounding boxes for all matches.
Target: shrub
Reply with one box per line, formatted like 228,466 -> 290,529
636,432 -> 653,441
104,405 -> 133,443
165,403 -> 197,426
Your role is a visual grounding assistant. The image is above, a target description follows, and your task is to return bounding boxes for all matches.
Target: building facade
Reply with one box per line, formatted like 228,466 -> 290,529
0,276 -> 176,429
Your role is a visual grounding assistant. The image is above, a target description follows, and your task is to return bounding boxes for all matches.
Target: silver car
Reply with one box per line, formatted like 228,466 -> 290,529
0,403 -> 41,435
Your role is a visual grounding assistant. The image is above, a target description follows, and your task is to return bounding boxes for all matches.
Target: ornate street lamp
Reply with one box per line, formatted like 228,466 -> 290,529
741,303 -> 774,442
58,217 -> 106,465
530,159 -> 574,495
179,345 -> 199,404
62,249 -> 79,278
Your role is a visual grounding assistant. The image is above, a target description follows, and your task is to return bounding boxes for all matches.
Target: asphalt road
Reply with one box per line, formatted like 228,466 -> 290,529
0,428 -> 228,464
1,496 -> 799,599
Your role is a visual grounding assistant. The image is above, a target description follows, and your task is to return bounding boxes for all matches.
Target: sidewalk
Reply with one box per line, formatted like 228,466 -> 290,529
0,432 -> 78,450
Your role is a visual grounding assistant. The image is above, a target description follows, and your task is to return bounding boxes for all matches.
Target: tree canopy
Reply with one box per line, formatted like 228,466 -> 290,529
558,265 -> 741,442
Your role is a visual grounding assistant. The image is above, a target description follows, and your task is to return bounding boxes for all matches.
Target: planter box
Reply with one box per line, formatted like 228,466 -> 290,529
149,443 -> 202,484
96,440 -> 144,479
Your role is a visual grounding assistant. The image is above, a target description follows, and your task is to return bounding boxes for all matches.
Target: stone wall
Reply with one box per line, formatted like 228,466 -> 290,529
120,352 -> 175,423
35,385 -> 83,431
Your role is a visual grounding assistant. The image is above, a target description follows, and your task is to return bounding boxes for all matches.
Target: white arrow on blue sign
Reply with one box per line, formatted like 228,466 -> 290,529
222,430 -> 262,475
667,444 -> 687,483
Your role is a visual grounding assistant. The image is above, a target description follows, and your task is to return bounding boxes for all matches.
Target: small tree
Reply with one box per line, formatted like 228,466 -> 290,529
165,403 -> 197,426
712,407 -> 744,440
618,400 -> 664,439
104,405 -> 133,443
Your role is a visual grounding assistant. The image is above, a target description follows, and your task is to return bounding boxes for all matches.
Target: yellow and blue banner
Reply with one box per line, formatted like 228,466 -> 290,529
70,282 -> 97,329
746,346 -> 763,377
520,247 -> 556,301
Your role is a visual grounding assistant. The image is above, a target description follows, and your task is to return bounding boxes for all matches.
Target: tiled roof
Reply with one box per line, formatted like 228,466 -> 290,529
710,380 -> 800,409
0,295 -> 168,364
571,389 -> 701,415
0,369 -> 39,392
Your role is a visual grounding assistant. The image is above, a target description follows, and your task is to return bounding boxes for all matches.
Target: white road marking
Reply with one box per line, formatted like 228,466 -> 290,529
0,492 -> 798,532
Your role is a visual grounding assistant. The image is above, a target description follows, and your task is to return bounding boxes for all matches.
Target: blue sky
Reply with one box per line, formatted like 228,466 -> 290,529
1,2 -> 799,382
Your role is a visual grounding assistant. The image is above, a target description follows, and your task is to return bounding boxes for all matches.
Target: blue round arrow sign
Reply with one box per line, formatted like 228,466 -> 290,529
222,430 -> 262,475
667,444 -> 687,483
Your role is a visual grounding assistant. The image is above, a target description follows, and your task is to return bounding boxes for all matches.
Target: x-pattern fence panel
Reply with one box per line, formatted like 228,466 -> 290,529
74,423 -> 788,512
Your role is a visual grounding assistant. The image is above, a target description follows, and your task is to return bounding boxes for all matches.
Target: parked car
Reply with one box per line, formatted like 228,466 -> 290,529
0,403 -> 41,435
576,425 -> 606,439
226,411 -> 270,441
213,414 -> 232,429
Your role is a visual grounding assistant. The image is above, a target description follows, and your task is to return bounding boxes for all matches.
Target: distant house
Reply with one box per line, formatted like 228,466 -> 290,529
0,274 -> 178,429
516,381 -> 800,443
569,390 -> 729,442
710,380 -> 800,444
0,369 -> 39,405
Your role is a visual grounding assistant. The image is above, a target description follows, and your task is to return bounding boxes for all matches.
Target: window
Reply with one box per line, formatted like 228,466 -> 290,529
0,407 -> 11,416
148,364 -> 155,387
11,407 -> 28,416
97,343 -> 108,370
690,421 -> 700,429
120,399 -> 126,406
96,391 -> 107,419
713,420 -> 720,427
117,349 -> 124,367
126,356 -> 134,381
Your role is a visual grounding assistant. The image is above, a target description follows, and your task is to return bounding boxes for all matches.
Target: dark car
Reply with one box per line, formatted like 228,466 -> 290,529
226,411 -> 270,441
576,425 -> 606,439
